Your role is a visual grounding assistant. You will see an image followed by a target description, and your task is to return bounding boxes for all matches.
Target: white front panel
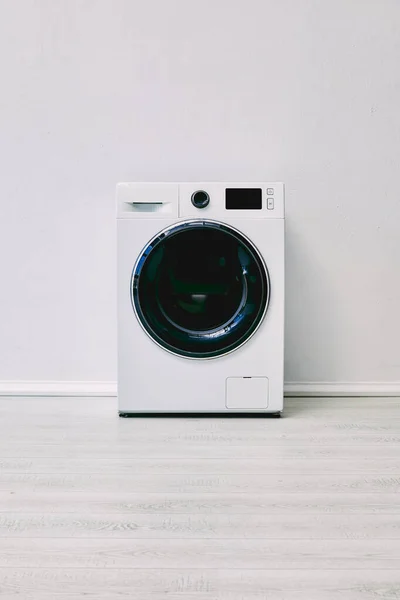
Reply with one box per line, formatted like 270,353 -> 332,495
117,205 -> 285,413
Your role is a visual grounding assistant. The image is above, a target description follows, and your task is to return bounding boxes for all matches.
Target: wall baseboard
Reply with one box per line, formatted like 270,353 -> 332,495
0,381 -> 117,397
0,380 -> 400,397
284,382 -> 400,397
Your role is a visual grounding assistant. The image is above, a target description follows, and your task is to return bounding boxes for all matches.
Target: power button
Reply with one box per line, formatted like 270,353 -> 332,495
267,197 -> 274,210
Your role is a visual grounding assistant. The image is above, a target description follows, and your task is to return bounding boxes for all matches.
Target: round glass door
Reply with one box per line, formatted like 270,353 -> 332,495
131,220 -> 270,359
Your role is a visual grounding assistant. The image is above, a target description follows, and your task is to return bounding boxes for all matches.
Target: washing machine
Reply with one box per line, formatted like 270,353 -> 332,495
117,182 -> 285,416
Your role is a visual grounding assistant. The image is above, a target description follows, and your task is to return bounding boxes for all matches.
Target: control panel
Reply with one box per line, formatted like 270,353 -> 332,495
116,182 -> 284,219
179,182 -> 284,219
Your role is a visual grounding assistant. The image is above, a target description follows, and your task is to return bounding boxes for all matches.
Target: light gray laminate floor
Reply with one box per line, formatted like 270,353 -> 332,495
0,396 -> 400,599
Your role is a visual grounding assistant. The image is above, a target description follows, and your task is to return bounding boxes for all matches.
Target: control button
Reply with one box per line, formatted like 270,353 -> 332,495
267,188 -> 274,195
191,190 -> 210,209
267,197 -> 274,210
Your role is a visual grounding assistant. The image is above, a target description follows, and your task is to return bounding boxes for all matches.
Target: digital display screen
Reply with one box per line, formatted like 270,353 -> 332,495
226,188 -> 262,210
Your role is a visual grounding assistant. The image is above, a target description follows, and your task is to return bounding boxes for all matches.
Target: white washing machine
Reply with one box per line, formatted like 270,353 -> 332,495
117,182 -> 285,416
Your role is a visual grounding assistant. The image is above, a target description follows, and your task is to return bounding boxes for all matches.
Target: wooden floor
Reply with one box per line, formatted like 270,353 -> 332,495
0,397 -> 400,599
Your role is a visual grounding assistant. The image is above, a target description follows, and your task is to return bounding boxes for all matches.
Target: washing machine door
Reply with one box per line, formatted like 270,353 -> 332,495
131,220 -> 270,359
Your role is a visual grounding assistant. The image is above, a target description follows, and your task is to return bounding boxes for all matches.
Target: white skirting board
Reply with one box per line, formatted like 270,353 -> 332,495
284,382 -> 400,397
0,381 -> 400,397
0,381 -> 117,397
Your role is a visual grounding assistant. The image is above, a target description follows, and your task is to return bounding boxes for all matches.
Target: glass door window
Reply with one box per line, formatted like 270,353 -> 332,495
131,220 -> 270,359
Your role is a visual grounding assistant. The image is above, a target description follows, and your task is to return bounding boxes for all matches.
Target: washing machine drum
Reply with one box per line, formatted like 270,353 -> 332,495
131,220 -> 270,359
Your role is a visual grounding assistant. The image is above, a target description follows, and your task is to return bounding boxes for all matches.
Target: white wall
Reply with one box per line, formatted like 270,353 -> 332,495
1,0 -> 400,386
